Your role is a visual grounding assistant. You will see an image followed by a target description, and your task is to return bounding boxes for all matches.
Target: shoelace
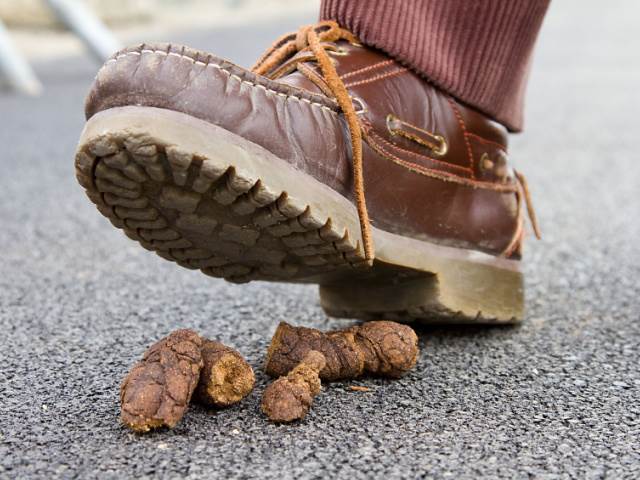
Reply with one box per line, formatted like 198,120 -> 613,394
252,21 -> 541,263
515,170 -> 542,241
252,21 -> 374,265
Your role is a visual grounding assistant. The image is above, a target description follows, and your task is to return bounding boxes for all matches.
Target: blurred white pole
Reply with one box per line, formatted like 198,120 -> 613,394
0,20 -> 42,95
43,0 -> 122,62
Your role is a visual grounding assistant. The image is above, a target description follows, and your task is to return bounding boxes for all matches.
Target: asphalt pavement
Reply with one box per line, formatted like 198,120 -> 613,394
1,1 -> 639,478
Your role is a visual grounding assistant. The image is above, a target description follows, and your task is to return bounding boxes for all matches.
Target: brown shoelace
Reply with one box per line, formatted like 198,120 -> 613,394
252,21 -> 374,265
253,21 -> 541,263
515,170 -> 542,241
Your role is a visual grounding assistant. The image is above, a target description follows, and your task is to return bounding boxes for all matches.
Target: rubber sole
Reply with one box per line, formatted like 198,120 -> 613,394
75,106 -> 524,324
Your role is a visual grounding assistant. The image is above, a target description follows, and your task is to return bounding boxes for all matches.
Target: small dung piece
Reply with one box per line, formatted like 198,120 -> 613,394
120,329 -> 204,432
194,339 -> 255,407
261,350 -> 326,423
348,385 -> 371,392
265,320 -> 419,381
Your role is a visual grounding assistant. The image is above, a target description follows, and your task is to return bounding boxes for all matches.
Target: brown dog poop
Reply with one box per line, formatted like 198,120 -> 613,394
261,350 -> 326,423
120,331 -> 254,433
120,329 -> 204,433
264,320 -> 419,381
194,339 -> 255,408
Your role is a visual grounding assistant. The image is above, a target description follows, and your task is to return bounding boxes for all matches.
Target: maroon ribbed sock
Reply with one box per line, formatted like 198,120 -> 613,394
320,0 -> 550,131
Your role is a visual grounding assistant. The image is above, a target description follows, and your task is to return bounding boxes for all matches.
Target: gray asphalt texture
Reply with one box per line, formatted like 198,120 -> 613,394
1,2 -> 639,479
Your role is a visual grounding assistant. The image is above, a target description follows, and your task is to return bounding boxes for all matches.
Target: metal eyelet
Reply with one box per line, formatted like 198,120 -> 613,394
328,46 -> 349,56
386,114 -> 398,135
386,113 -> 448,156
480,152 -> 508,179
432,135 -> 448,156
480,153 -> 494,171
352,97 -> 367,115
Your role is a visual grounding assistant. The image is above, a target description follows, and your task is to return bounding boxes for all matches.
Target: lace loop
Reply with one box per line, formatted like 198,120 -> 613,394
514,170 -> 542,240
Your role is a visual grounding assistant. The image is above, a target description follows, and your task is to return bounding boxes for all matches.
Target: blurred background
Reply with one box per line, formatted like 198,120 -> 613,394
0,0 -> 317,57
0,0 -> 318,94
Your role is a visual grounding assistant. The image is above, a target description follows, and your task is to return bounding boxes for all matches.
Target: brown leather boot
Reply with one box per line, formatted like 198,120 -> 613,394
75,22 -> 539,323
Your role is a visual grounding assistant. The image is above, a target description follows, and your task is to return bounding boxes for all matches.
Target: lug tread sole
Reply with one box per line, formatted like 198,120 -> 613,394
76,132 -> 367,285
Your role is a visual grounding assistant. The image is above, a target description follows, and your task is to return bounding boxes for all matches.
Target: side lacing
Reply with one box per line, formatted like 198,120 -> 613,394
500,171 -> 542,257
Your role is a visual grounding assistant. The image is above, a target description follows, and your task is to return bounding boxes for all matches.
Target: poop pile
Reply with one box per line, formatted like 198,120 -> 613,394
261,321 -> 419,422
119,321 -> 419,431
120,329 -> 254,432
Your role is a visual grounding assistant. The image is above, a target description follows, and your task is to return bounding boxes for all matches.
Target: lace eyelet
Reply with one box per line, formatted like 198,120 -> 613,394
352,97 -> 367,115
386,113 -> 448,156
480,153 -> 494,171
386,114 -> 398,135
432,135 -> 448,156
328,46 -> 349,56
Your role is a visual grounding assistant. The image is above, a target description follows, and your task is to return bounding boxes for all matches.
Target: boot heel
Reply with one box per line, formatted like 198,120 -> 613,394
319,259 -> 524,324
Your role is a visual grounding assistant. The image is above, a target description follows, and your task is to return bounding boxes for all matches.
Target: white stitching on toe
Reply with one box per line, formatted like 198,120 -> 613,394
104,49 -> 338,115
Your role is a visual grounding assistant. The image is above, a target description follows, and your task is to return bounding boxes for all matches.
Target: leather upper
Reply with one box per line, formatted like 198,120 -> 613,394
86,41 -> 523,258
